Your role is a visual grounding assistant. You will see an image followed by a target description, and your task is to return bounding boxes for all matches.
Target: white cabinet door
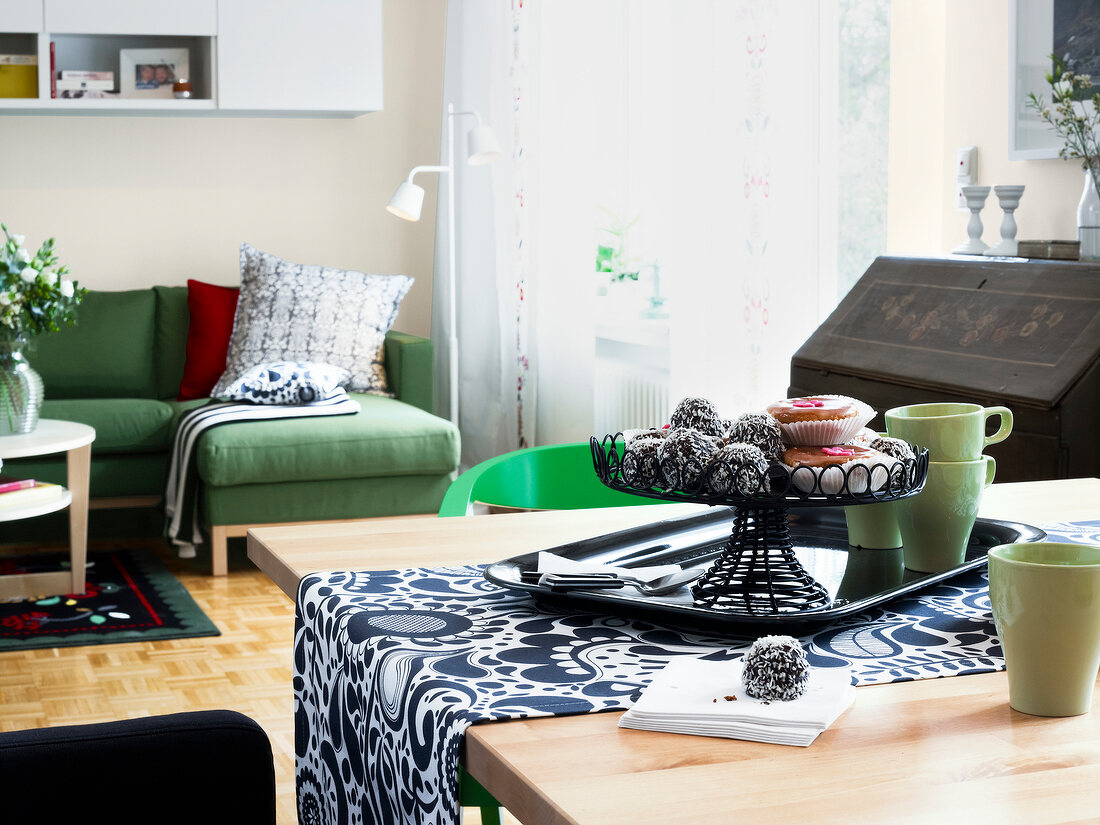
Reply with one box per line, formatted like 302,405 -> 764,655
0,0 -> 43,33
44,0 -> 216,35
217,0 -> 382,114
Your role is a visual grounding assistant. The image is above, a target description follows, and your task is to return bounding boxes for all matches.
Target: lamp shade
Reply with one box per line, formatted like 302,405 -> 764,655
466,124 -> 502,166
386,181 -> 425,221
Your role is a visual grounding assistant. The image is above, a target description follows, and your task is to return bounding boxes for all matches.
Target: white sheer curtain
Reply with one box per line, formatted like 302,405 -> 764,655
529,0 -> 839,442
635,1 -> 838,415
434,0 -> 532,470
440,0 -> 849,461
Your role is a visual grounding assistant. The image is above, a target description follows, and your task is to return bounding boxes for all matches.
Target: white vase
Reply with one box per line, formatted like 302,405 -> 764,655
1077,168 -> 1100,261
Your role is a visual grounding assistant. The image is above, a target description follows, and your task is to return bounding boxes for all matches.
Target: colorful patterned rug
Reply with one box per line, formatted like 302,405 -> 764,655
0,548 -> 220,651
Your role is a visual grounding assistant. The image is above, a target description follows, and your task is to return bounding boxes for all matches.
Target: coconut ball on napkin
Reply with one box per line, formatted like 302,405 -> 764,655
742,635 -> 811,701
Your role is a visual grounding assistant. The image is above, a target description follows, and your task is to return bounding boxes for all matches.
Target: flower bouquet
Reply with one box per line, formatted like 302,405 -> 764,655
0,224 -> 86,433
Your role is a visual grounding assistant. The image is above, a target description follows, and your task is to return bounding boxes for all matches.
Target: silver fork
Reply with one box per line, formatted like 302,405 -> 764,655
536,568 -> 704,596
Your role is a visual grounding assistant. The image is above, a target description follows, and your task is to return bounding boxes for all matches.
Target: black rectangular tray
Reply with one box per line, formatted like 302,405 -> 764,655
483,507 -> 1045,635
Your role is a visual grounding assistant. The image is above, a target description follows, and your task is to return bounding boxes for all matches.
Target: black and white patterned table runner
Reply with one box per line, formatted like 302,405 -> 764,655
293,520 -> 1099,825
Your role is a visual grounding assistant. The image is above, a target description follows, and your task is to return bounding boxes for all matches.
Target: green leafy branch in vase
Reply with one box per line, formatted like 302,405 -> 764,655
596,207 -> 643,283
1026,52 -> 1100,203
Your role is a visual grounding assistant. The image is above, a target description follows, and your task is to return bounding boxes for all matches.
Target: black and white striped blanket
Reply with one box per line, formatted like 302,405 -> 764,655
165,390 -> 361,555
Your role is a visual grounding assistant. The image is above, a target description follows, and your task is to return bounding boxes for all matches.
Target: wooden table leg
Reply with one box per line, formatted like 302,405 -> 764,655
67,443 -> 91,594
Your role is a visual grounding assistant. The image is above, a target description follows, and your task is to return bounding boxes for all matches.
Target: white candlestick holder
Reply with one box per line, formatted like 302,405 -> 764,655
952,185 -> 991,255
983,185 -> 1025,257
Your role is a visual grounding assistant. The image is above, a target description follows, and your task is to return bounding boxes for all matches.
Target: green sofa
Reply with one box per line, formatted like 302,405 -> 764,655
2,287 -> 461,574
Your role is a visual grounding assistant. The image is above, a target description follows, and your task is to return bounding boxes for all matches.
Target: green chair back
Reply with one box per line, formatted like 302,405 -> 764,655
444,441 -> 669,818
439,441 -> 663,516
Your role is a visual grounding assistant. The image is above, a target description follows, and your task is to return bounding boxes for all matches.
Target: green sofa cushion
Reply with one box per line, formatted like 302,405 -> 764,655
40,398 -> 175,453
154,285 -> 190,399
31,289 -> 158,399
202,474 -> 452,525
195,393 -> 460,487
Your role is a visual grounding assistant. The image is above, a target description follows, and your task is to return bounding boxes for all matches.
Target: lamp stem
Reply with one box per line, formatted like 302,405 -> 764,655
447,103 -> 459,428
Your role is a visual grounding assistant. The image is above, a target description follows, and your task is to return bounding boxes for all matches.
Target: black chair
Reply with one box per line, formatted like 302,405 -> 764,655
0,710 -> 276,824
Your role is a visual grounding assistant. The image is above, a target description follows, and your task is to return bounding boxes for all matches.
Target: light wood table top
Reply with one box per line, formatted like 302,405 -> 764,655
247,478 -> 1100,825
247,503 -> 709,600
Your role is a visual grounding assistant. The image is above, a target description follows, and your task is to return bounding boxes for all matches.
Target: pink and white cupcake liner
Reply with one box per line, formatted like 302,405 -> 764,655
777,395 -> 876,447
784,454 -> 903,495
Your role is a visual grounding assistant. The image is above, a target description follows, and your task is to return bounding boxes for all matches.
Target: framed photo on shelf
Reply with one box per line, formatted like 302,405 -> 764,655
1009,0 -> 1100,159
119,48 -> 189,99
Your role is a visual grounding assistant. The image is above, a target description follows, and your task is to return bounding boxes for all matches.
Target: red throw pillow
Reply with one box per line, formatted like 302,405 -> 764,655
178,279 -> 240,400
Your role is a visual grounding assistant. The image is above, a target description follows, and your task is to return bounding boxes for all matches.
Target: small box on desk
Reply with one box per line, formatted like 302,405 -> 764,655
789,255 -> 1100,482
1017,240 -> 1081,261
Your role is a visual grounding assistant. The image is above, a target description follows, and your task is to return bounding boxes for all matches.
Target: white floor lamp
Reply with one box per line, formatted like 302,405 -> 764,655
386,103 -> 501,427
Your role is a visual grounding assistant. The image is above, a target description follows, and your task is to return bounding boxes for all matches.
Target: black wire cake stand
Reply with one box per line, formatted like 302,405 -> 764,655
590,433 -> 930,616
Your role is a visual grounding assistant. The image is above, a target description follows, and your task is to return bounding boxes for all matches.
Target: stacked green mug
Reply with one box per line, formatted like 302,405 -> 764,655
884,402 -> 1013,572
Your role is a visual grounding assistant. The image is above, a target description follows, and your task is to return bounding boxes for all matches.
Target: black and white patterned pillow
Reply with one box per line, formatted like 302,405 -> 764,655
210,244 -> 412,397
219,362 -> 350,405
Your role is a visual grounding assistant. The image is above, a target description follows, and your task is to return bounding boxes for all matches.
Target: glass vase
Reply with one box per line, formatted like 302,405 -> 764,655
0,335 -> 44,435
1077,167 -> 1100,262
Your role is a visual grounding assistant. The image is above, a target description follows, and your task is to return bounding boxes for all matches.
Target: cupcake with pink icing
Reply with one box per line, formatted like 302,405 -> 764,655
764,395 -> 875,446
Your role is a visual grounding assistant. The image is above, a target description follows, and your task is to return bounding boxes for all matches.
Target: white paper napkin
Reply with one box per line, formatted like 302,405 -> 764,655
619,656 -> 855,747
536,551 -> 683,583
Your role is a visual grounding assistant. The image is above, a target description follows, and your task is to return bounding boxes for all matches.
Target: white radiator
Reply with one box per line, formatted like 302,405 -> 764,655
594,361 -> 670,434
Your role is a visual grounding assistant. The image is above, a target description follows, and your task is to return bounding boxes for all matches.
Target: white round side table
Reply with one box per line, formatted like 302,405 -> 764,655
0,419 -> 96,600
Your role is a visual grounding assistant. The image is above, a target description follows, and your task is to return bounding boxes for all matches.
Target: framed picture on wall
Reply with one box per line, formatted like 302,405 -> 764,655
119,48 -> 189,99
1009,0 -> 1100,159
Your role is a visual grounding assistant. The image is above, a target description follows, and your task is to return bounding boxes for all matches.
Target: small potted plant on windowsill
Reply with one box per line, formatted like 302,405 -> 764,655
595,207 -> 643,294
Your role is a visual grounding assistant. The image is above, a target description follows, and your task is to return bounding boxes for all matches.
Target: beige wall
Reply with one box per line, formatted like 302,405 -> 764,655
888,0 -> 1083,256
0,0 -> 446,338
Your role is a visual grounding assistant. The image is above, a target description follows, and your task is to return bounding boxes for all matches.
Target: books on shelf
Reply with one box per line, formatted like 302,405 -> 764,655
57,89 -> 119,99
60,70 -> 113,81
56,78 -> 114,91
0,54 -> 37,65
0,480 -> 64,509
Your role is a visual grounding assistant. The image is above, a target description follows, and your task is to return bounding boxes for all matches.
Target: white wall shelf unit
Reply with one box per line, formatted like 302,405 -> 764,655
0,0 -> 382,116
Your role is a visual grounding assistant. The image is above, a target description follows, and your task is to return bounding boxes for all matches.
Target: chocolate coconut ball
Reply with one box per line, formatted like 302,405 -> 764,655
726,412 -> 784,461
669,397 -> 725,438
658,428 -> 722,491
621,427 -> 668,446
869,436 -> 916,463
741,635 -> 811,701
621,435 -> 664,489
869,435 -> 916,488
707,442 -> 769,496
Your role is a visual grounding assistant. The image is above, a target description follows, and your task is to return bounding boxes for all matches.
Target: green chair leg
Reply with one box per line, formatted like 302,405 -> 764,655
458,764 -> 503,825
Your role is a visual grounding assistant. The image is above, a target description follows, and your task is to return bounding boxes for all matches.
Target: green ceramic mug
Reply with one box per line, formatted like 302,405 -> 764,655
894,455 -> 996,573
988,542 -> 1100,717
844,501 -> 902,549
884,402 -> 1013,462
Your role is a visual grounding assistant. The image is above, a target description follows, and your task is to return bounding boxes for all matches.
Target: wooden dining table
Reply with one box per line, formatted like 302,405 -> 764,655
248,478 -> 1100,825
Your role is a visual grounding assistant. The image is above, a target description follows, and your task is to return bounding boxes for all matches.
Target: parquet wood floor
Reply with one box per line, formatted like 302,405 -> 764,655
0,538 -> 510,825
